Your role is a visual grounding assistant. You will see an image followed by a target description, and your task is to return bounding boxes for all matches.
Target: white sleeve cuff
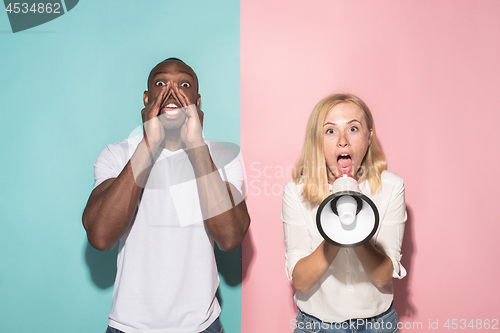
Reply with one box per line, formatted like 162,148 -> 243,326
389,253 -> 407,279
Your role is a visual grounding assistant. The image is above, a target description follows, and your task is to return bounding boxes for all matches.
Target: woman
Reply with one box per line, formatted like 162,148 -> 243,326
282,93 -> 406,333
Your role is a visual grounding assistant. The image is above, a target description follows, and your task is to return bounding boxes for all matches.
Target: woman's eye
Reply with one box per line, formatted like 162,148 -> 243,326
326,129 -> 335,134
155,81 -> 166,87
180,82 -> 191,88
349,126 -> 358,132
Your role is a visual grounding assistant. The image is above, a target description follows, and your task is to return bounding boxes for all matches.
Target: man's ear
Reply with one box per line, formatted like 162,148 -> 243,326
143,91 -> 149,107
196,94 -> 201,108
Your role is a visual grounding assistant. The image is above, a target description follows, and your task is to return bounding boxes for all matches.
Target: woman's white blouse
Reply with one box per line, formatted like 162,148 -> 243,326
282,170 -> 407,322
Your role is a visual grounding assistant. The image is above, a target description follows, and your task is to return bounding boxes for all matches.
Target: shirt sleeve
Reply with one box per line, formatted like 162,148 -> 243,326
373,176 -> 407,279
209,141 -> 244,195
93,143 -> 129,189
281,181 -> 314,281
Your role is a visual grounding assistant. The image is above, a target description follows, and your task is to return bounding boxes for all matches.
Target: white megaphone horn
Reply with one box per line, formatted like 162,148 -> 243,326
316,174 -> 379,247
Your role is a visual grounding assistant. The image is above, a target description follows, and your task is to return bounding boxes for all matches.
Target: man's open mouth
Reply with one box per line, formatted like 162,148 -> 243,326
159,102 -> 180,117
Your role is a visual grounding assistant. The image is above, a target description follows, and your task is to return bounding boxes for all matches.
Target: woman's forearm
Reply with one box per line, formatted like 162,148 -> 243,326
354,242 -> 394,288
292,241 -> 340,294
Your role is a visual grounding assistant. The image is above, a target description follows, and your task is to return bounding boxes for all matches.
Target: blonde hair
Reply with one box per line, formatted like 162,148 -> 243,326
293,93 -> 387,203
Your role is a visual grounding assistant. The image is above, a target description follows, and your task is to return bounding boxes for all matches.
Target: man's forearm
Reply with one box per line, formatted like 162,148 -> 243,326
186,144 -> 250,251
82,140 -> 155,251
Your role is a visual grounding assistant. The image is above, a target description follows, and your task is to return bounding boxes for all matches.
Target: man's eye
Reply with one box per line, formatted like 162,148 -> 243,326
180,82 -> 191,88
155,81 -> 166,87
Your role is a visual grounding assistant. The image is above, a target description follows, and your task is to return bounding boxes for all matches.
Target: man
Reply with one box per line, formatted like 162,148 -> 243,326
82,58 -> 250,333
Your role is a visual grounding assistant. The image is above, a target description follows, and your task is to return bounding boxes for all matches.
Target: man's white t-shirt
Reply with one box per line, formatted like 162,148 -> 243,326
93,134 -> 244,333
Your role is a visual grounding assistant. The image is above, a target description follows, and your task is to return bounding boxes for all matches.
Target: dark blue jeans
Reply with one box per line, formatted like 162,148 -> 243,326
106,317 -> 222,333
293,304 -> 398,333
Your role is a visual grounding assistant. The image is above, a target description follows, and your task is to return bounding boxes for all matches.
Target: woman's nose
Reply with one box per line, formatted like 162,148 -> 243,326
338,132 -> 349,147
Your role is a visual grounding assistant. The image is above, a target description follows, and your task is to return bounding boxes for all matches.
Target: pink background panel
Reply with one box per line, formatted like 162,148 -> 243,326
241,1 -> 500,332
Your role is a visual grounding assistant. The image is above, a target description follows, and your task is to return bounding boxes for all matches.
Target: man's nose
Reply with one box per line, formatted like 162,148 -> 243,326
166,80 -> 175,90
165,81 -> 176,97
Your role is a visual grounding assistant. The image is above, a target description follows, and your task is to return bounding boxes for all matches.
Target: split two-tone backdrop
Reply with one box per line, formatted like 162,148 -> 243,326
1,1 -> 500,332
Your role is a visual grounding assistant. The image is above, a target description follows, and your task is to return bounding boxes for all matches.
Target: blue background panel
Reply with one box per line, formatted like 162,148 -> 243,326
0,1 -> 241,332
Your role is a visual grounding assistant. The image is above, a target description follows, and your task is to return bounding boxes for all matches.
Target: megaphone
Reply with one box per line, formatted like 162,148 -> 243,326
316,174 -> 379,247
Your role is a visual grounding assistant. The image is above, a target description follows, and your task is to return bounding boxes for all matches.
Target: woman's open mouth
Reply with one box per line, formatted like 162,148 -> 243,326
337,153 -> 352,174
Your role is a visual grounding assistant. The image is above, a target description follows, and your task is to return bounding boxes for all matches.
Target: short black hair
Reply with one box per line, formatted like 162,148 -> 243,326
146,58 -> 198,93
163,57 -> 185,63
